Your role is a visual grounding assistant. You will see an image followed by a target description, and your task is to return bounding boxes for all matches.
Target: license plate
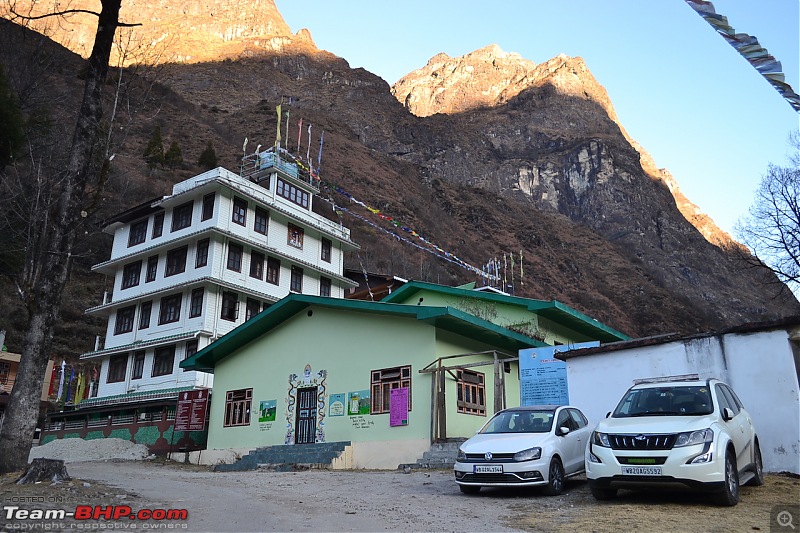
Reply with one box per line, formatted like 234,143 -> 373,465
475,465 -> 503,474
622,466 -> 662,476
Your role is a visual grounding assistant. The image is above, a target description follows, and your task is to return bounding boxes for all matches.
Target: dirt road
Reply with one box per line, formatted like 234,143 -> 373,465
2,460 -> 798,532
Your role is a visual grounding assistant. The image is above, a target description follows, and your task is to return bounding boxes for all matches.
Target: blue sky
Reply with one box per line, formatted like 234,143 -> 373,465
275,1 -> 799,236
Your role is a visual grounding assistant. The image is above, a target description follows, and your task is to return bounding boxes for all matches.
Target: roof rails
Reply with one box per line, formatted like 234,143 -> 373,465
632,374 -> 700,385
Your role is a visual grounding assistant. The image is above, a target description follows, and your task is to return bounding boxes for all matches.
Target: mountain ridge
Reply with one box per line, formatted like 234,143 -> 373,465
1,2 -> 797,357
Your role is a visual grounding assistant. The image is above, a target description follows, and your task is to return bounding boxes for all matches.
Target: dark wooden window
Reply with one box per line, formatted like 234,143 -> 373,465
320,277 -> 331,297
151,345 -> 175,377
220,291 -> 238,321
232,197 -> 247,226
139,301 -> 152,330
266,257 -> 280,285
456,369 -> 486,416
146,255 -> 159,282
189,288 -> 204,318
128,219 -> 148,247
287,224 -> 304,249
254,206 -> 269,235
249,251 -> 264,280
290,266 -> 303,293
165,246 -> 188,277
131,351 -> 145,380
114,306 -> 135,335
152,212 -> 164,238
201,193 -> 215,221
321,238 -> 332,262
195,238 -> 209,268
121,261 -> 142,289
171,201 -> 193,232
245,298 -> 261,321
276,178 -> 309,209
227,243 -> 243,272
370,366 -> 412,414
158,294 -> 182,325
183,340 -> 198,372
224,388 -> 252,427
107,354 -> 128,383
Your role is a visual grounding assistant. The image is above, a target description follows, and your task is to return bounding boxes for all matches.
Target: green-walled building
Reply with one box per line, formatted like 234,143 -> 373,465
181,284 -> 628,469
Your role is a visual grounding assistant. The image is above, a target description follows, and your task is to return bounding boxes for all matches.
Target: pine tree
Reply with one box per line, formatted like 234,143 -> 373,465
164,140 -> 183,169
143,126 -> 164,170
197,141 -> 218,170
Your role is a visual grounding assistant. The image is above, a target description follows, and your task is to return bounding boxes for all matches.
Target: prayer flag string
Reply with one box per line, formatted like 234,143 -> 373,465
685,0 -> 800,112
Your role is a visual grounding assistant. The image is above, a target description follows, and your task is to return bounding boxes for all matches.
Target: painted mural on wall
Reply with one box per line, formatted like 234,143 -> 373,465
285,364 -> 327,444
347,390 -> 370,416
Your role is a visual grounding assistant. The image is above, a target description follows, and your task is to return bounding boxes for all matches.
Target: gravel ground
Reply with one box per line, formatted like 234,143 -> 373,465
29,437 -> 150,463
6,438 -> 797,532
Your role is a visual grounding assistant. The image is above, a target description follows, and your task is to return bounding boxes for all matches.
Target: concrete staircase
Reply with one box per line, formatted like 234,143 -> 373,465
214,441 -> 351,472
399,439 -> 465,470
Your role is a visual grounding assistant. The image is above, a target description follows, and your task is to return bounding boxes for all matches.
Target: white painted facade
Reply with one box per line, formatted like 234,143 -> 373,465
79,150 -> 359,403
560,321 -> 800,474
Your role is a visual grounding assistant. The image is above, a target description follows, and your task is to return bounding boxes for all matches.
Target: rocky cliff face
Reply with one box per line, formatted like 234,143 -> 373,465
4,0 -> 316,65
1,2 -> 798,356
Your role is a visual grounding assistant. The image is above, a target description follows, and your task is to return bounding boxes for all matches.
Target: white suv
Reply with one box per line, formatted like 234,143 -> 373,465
585,376 -> 764,506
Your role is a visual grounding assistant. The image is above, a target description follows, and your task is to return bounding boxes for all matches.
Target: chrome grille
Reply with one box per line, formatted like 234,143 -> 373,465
609,434 -> 676,450
464,453 -> 516,462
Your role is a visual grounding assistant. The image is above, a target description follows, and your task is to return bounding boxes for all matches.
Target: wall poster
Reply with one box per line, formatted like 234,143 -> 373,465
329,393 -> 345,417
519,342 -> 599,406
389,387 -> 409,427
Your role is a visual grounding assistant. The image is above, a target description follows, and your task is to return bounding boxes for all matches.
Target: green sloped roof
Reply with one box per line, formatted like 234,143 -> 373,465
180,294 -> 547,372
381,281 -> 629,342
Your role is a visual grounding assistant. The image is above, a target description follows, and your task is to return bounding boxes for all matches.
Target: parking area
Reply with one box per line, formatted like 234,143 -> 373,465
2,461 -> 797,532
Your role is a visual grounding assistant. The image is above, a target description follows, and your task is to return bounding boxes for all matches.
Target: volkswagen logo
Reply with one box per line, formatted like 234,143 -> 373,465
485,452 -> 493,461
634,434 -> 646,441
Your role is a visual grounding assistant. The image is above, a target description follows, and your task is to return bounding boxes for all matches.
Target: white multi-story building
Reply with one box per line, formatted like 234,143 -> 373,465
43,148 -> 359,452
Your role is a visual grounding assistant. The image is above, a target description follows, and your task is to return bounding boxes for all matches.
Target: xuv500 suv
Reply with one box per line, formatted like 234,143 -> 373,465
586,376 -> 764,506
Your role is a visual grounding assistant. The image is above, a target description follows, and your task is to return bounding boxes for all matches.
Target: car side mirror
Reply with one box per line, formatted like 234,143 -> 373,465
557,426 -> 571,436
722,407 -> 735,421
605,412 -> 611,418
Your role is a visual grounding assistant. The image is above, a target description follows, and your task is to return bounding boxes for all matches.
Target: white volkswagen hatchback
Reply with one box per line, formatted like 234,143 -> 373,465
454,405 -> 591,495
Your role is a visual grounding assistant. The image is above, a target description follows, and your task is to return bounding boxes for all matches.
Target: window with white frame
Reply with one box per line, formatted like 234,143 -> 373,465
158,294 -> 182,325
220,291 -> 238,321
121,261 -> 142,289
151,345 -> 175,377
171,201 -> 193,232
128,219 -> 147,247
107,354 -> 128,383
114,306 -> 135,335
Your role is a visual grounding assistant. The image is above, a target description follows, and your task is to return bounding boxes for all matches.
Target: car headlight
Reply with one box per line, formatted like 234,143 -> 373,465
514,447 -> 542,462
456,448 -> 466,461
591,431 -> 611,447
674,428 -> 713,447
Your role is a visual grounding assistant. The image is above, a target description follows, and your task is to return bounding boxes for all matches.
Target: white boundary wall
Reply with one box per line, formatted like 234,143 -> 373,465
563,325 -> 800,474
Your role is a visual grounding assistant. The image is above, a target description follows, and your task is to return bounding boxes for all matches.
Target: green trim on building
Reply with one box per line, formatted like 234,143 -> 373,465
381,281 -> 629,342
181,294 -> 547,372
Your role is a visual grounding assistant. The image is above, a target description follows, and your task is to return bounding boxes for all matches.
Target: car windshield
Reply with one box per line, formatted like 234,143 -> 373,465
479,410 -> 555,434
612,386 -> 714,417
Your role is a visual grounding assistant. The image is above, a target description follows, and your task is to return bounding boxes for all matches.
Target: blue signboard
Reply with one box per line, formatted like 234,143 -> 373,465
519,342 -> 599,406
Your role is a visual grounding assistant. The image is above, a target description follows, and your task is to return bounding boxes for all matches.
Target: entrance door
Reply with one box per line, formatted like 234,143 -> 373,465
295,387 -> 318,444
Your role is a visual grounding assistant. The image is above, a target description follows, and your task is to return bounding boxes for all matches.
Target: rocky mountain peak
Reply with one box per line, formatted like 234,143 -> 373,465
391,45 -> 618,119
4,0 -> 316,65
